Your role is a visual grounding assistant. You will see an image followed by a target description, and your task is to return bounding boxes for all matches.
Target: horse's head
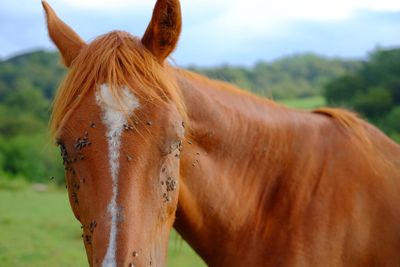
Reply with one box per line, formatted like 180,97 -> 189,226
43,1 -> 185,266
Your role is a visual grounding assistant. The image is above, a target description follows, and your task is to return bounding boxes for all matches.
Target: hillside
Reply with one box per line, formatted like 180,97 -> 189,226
0,51 -> 361,102
190,54 -> 361,99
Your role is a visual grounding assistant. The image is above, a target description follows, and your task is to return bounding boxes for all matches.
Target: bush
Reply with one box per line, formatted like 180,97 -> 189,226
353,87 -> 393,118
384,106 -> 400,133
0,135 -> 64,184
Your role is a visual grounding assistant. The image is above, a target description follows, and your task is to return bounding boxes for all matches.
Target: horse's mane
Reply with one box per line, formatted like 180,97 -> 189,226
50,31 -> 186,138
179,68 -> 374,144
313,107 -> 360,128
179,69 -> 380,157
177,69 -> 279,106
312,107 -> 371,142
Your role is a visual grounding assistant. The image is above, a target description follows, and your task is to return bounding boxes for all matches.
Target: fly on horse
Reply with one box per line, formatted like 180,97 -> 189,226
42,0 -> 400,266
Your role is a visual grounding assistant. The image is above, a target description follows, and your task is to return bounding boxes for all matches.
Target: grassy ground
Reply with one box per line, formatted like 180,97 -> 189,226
279,96 -> 326,109
0,189 -> 205,267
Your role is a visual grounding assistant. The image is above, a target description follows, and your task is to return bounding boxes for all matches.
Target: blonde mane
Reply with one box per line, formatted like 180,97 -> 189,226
312,107 -> 370,142
50,31 -> 186,138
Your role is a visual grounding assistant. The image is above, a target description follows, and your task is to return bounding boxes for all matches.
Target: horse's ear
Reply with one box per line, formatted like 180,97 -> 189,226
142,0 -> 182,64
42,1 -> 86,67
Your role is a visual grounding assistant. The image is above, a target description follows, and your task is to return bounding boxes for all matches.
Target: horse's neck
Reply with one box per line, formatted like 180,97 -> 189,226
173,70 -> 301,265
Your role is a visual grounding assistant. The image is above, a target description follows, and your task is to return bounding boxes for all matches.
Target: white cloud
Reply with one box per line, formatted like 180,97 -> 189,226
57,0 -> 151,10
50,0 -> 400,38
58,0 -> 400,17
191,0 -> 400,36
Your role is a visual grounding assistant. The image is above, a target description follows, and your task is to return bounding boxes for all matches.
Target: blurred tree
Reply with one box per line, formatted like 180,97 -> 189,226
3,87 -> 50,121
190,53 -> 360,99
384,107 -> 400,133
0,51 -> 66,184
353,87 -> 393,118
0,135 -> 64,184
324,48 -> 400,141
325,75 -> 365,107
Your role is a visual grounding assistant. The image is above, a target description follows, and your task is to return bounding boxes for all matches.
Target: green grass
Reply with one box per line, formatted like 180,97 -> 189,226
0,189 -> 205,267
279,96 -> 326,109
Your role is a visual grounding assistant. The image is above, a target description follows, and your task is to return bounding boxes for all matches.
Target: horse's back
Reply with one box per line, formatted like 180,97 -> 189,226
253,112 -> 400,267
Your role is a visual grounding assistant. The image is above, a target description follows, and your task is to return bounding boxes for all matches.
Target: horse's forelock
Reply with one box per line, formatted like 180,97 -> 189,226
50,31 -> 186,139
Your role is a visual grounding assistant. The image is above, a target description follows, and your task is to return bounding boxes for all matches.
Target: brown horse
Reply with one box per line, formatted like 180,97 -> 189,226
42,0 -> 400,266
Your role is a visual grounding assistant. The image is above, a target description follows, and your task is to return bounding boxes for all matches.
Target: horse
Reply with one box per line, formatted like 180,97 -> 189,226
42,0 -> 400,266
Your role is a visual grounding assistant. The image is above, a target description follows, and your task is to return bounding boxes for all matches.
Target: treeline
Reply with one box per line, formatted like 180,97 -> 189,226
189,54 -> 360,99
325,48 -> 400,141
0,49 -> 397,184
0,51 -> 65,184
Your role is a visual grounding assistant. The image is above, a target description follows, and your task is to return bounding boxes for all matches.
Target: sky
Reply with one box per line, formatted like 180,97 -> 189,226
1,0 -> 400,66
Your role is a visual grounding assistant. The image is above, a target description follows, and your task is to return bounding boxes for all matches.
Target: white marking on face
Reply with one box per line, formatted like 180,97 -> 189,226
96,84 -> 140,267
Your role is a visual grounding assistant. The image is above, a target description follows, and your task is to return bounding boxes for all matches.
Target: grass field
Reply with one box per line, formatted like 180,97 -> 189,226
0,188 -> 205,267
279,96 -> 326,109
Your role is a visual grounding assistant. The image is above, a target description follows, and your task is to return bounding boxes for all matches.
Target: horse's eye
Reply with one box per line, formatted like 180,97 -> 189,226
56,139 -> 63,147
56,139 -> 66,152
56,139 -> 69,163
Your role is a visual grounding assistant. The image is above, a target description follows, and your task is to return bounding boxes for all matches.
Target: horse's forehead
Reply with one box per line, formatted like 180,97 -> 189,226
96,84 -> 140,112
95,84 -> 140,128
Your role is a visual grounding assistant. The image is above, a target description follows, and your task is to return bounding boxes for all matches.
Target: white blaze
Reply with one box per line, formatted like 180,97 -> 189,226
96,84 -> 140,267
